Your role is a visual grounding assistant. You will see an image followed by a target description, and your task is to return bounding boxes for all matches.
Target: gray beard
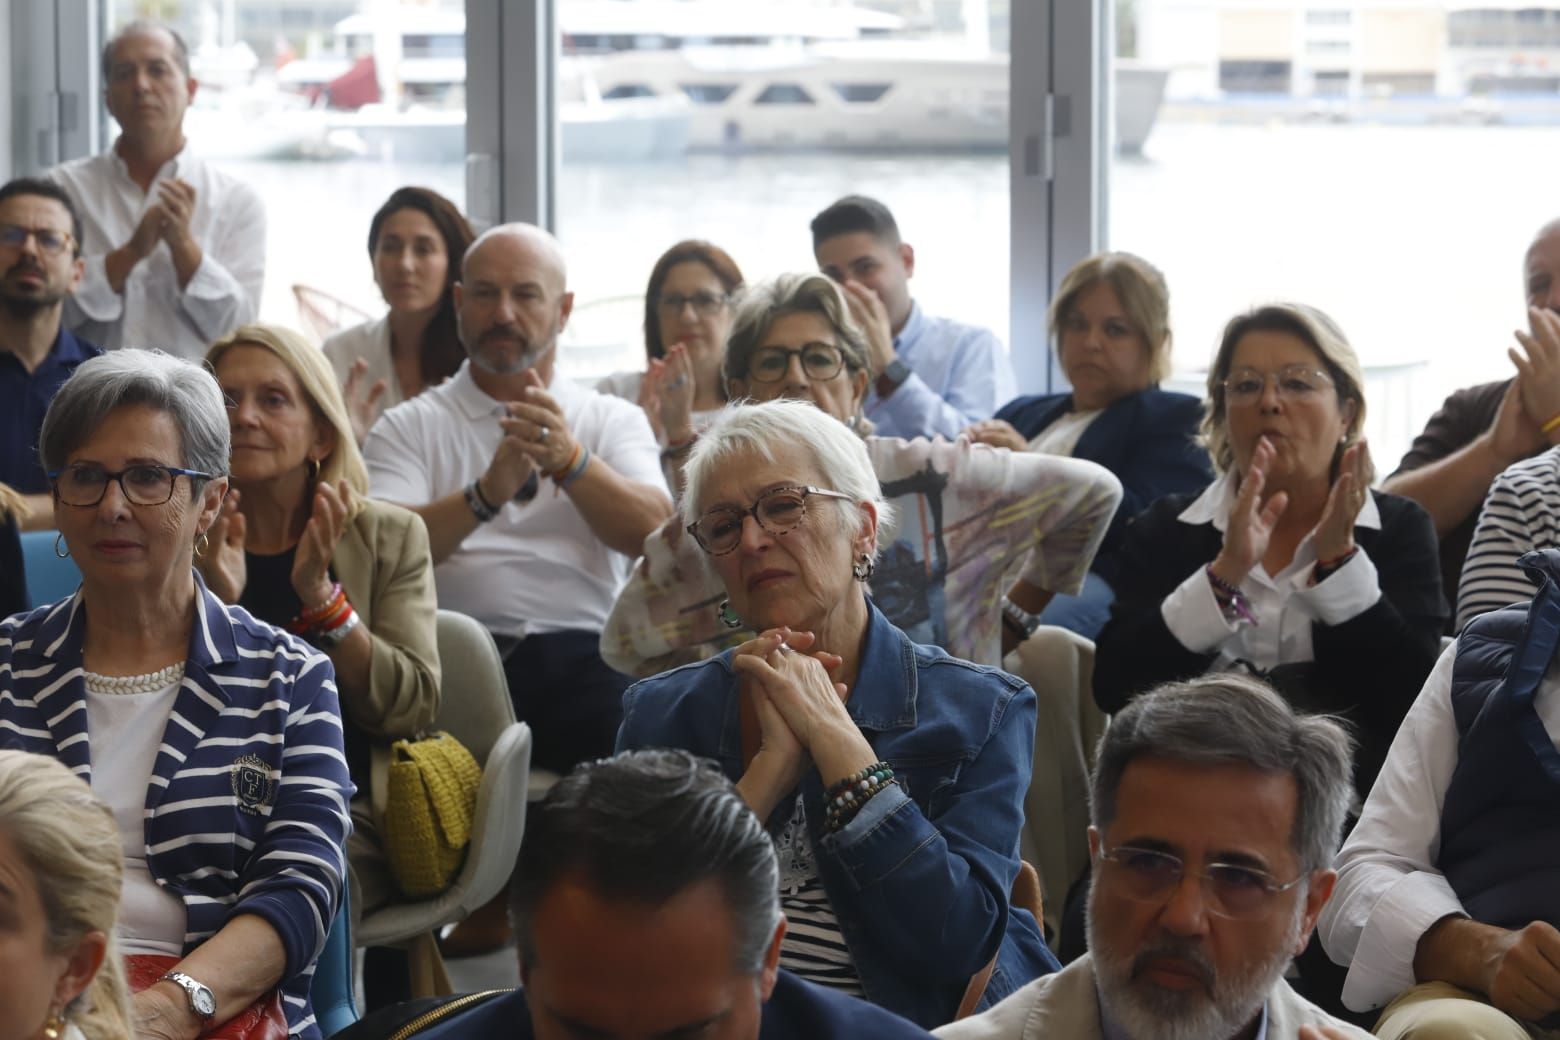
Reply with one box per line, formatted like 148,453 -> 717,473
1087,892 -> 1303,1040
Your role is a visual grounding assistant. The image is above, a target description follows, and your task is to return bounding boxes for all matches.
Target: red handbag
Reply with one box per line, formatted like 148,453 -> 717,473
126,955 -> 288,1040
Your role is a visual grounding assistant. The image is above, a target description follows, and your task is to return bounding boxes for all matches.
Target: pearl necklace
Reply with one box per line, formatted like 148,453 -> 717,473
83,662 -> 186,696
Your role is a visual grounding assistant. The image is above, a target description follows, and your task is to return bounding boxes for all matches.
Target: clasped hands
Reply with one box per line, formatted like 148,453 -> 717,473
480,370 -> 579,502
127,177 -> 199,259
1211,436 -> 1371,588
732,627 -> 877,820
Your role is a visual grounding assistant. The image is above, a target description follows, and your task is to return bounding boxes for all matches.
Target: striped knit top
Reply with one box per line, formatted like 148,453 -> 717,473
1457,447 -> 1560,632
0,574 -> 354,1039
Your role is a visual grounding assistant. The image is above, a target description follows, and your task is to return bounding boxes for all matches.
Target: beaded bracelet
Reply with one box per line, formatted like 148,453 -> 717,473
289,584 -> 346,635
1204,565 -> 1258,626
823,762 -> 896,833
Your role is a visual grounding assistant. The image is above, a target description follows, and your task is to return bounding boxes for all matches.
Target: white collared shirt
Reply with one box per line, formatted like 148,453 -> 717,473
1160,471 -> 1383,669
362,361 -> 668,638
46,145 -> 265,358
1319,643 -> 1560,1011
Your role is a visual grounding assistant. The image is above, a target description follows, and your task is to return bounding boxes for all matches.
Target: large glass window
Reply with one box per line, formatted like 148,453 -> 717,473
106,0 -> 467,339
550,0 -> 1013,384
1108,0 -> 1560,464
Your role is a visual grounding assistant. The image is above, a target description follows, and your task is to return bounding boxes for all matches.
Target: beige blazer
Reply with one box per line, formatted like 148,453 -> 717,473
332,497 -> 441,751
933,954 -> 1373,1040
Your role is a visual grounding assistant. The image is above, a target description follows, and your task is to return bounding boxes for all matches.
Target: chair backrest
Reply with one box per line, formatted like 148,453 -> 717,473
20,531 -> 81,607
310,890 -> 358,1036
433,610 -> 517,765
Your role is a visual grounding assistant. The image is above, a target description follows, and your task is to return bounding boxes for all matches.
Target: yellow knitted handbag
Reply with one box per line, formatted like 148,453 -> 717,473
382,731 -> 482,898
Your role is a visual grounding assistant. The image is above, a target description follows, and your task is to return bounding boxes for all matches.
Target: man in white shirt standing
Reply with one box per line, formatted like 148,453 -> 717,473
363,223 -> 673,779
1319,547 -> 1560,1039
811,195 -> 1014,441
46,21 -> 265,358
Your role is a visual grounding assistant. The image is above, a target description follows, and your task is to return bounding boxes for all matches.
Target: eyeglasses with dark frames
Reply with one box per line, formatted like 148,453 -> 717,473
746,343 -> 847,384
687,484 -> 855,556
655,291 -> 729,318
0,224 -> 74,257
48,463 -> 216,508
1096,844 -> 1306,920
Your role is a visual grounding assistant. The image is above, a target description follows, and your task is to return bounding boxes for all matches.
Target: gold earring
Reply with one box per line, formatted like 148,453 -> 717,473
195,531 -> 211,557
41,1008 -> 66,1040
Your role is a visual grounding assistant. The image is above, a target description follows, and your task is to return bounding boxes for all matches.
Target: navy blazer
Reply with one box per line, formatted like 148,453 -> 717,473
995,388 -> 1212,585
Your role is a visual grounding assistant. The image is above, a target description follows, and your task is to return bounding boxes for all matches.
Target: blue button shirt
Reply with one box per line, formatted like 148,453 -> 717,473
866,301 -> 1015,441
0,328 -> 100,492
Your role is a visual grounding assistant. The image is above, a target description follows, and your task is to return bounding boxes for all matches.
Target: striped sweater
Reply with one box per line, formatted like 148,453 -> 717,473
0,574 -> 354,1039
1457,447 -> 1560,632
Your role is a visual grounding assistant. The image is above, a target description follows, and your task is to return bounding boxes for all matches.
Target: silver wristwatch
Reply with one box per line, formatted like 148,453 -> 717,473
1002,596 -> 1043,641
160,971 -> 217,1021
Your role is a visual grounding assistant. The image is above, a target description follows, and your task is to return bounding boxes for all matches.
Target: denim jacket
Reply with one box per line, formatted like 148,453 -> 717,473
617,599 -> 1058,1028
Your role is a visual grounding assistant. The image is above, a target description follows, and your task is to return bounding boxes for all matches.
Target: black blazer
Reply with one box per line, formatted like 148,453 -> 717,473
996,388 -> 1212,585
1093,487 -> 1447,797
1,515 -> 25,618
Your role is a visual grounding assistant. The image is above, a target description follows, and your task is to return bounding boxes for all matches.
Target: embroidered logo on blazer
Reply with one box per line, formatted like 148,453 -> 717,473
231,754 -> 278,816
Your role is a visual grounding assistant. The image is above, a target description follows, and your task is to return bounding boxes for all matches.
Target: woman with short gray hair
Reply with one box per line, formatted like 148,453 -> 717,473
618,398 -> 1059,1028
0,349 -> 351,1040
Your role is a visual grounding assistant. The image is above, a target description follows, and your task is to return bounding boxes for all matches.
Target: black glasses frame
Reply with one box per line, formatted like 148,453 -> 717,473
686,484 -> 855,556
48,464 -> 217,507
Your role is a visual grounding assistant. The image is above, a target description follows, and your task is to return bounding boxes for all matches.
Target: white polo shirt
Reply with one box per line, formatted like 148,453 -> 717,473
363,361 -> 667,638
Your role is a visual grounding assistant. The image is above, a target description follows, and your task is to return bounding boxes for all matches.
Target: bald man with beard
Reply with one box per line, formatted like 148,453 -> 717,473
363,223 -> 672,784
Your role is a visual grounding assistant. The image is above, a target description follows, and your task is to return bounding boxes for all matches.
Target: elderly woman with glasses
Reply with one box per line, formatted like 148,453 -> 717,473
603,272 -> 1122,675
617,399 -> 1059,1028
0,349 -> 351,1040
1093,303 -> 1445,801
598,240 -> 744,489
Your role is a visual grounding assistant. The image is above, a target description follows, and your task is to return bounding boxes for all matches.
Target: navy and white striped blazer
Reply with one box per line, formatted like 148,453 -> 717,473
0,573 -> 354,1040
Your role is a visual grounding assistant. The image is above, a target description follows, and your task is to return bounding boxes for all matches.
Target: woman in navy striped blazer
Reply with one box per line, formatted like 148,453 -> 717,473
0,349 -> 352,1040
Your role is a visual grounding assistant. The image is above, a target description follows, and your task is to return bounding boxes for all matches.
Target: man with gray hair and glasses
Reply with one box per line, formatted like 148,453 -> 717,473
937,673 -> 1368,1040
346,748 -> 934,1038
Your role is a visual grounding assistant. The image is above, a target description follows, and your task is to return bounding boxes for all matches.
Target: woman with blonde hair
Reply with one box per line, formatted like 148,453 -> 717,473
1093,302 -> 1445,800
0,749 -> 133,1040
201,324 -> 440,1003
965,251 -> 1213,639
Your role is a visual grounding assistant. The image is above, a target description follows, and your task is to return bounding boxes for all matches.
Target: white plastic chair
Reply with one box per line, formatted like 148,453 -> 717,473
356,610 -> 532,948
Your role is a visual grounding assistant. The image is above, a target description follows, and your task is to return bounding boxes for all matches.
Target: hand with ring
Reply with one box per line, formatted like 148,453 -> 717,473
500,369 -> 578,475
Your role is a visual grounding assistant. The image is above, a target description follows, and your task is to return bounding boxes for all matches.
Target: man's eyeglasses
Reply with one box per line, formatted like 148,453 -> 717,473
1221,365 -> 1335,407
0,224 -> 74,257
48,464 -> 215,507
1097,845 -> 1306,920
687,485 -> 855,556
655,291 -> 728,318
746,343 -> 846,384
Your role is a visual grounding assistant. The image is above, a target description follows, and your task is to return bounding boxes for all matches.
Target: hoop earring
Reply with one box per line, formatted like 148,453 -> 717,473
41,1009 -> 66,1040
195,532 -> 211,557
53,533 -> 70,559
307,457 -> 321,483
852,553 -> 875,582
718,600 -> 744,630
